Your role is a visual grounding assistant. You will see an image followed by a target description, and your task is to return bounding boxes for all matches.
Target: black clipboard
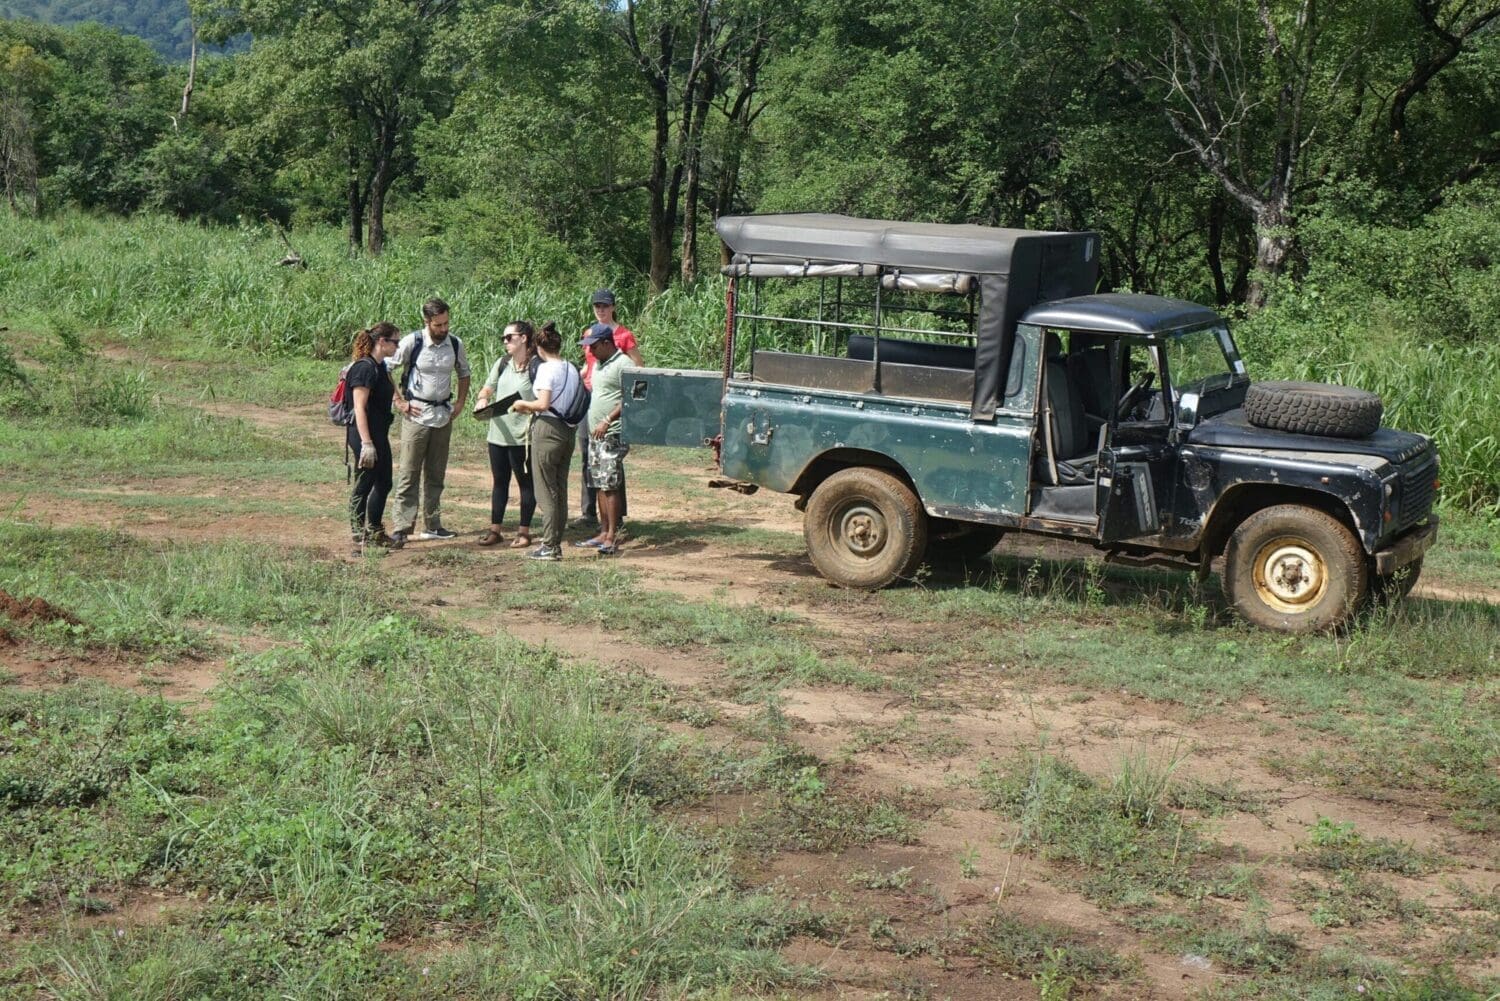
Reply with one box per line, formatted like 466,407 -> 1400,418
472,391 -> 521,421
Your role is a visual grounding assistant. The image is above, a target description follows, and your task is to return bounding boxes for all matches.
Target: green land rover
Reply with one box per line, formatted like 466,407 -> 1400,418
622,214 -> 1438,633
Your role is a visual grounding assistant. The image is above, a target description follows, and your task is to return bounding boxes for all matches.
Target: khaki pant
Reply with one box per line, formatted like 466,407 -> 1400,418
530,416 -> 576,549
393,416 -> 454,533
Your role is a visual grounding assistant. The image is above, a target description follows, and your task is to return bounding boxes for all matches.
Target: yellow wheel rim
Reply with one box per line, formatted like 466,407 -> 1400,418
1252,536 -> 1329,613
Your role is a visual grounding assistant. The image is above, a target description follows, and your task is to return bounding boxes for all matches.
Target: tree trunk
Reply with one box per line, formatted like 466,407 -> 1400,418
1246,203 -> 1292,311
646,80 -> 673,294
1206,194 -> 1229,307
366,115 -> 398,257
345,105 -> 364,254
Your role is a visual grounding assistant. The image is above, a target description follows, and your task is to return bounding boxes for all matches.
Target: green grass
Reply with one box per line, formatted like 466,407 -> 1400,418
977,747 -> 1228,907
498,561 -> 888,700
868,555 -> 1500,832
0,523 -> 374,657
0,530 -> 800,1000
966,912 -> 1137,987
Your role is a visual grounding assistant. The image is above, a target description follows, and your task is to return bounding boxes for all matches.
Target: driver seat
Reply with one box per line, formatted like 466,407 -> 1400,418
1035,338 -> 1098,487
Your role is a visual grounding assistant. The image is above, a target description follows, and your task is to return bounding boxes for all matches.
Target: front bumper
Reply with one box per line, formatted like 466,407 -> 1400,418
1373,518 -> 1438,575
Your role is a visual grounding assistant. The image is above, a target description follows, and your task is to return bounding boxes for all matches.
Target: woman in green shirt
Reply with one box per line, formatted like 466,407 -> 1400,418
474,321 -> 538,547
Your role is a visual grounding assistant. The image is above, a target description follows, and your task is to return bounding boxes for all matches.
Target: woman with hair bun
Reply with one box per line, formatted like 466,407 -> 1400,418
510,321 -> 584,561
347,322 -> 403,556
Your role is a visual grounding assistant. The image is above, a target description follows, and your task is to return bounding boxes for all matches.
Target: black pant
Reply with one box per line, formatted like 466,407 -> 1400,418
348,430 -> 393,539
578,420 -> 627,521
488,442 -> 536,527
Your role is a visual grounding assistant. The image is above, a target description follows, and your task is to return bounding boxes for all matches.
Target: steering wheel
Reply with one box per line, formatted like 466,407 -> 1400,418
1116,370 -> 1155,421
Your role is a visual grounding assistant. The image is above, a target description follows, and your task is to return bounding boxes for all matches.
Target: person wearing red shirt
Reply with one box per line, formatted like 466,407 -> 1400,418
575,289 -> 643,528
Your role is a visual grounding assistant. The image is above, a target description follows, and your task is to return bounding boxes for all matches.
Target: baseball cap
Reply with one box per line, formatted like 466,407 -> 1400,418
580,322 -> 616,346
590,288 -> 616,306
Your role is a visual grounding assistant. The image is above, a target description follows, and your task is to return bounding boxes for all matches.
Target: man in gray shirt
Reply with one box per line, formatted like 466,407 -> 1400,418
388,298 -> 470,542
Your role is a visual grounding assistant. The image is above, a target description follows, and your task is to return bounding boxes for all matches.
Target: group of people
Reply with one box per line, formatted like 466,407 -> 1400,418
343,289 -> 641,561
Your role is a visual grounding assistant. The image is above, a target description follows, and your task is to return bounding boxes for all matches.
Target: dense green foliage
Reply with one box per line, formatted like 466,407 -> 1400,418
4,209 -> 1497,513
2,2 -> 1499,509
0,0 -> 195,59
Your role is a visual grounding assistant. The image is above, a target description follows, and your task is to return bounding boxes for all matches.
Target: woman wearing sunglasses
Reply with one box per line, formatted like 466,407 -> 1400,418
474,320 -> 539,548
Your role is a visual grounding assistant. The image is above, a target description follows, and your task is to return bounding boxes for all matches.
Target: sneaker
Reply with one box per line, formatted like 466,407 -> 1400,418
388,529 -> 410,548
569,516 -> 600,530
416,526 -> 458,541
526,544 -> 562,561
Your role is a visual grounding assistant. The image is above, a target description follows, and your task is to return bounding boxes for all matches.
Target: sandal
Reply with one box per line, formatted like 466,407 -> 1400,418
478,529 -> 504,547
509,532 -> 532,549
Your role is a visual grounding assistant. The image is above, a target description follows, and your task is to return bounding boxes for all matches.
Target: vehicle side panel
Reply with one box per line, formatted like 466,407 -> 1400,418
720,382 -> 1034,521
1171,446 -> 1388,552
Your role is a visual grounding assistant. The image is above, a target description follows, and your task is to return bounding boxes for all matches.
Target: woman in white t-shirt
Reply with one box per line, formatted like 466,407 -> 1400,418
510,322 -> 582,560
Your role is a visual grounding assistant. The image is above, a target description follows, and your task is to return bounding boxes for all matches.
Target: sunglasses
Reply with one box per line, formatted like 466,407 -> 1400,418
503,333 -> 526,342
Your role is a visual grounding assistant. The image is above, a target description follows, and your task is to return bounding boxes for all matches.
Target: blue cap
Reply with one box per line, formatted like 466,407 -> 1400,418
581,322 -> 615,346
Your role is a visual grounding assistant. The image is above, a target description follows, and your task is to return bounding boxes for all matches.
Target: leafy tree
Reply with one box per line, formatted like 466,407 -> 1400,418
198,0 -> 464,254
0,39 -> 48,211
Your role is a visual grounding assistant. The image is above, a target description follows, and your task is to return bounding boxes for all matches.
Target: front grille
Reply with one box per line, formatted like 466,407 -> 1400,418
1398,450 -> 1438,530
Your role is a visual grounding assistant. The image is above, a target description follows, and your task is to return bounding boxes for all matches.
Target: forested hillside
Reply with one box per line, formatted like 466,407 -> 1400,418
0,0 -> 193,59
1,1 -> 1499,511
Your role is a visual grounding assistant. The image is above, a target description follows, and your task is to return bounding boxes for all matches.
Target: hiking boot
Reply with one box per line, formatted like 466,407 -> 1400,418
371,528 -> 404,550
526,544 -> 562,561
416,526 -> 458,541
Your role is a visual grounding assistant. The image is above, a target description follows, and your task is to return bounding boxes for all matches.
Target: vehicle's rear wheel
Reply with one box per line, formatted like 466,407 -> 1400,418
804,467 -> 928,589
1372,557 -> 1423,607
925,521 -> 1005,562
1224,504 -> 1368,633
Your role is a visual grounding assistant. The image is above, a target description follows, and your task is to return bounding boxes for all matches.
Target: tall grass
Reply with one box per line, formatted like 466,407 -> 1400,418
2,209 -> 1497,511
0,212 -> 727,370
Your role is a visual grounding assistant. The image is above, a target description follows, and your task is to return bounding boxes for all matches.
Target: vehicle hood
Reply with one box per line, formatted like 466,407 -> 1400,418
1186,409 -> 1431,464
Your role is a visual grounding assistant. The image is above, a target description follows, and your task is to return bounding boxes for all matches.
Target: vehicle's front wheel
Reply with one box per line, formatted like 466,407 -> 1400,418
804,467 -> 928,589
1224,505 -> 1368,633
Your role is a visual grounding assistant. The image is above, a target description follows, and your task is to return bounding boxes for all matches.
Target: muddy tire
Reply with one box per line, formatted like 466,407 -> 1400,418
804,467 -> 928,589
1372,557 -> 1423,607
1224,505 -> 1368,633
925,522 -> 1005,562
1243,381 -> 1383,439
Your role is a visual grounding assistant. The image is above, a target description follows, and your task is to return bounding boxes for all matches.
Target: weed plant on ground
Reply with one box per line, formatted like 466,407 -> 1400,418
0,531 -> 800,999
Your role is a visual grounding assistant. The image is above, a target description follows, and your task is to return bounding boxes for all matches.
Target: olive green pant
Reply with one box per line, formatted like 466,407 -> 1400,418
393,416 -> 454,534
529,416 -> 576,549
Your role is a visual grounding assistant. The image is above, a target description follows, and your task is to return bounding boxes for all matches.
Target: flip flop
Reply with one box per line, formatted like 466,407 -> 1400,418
509,534 -> 532,549
595,544 -> 619,557
573,538 -> 604,549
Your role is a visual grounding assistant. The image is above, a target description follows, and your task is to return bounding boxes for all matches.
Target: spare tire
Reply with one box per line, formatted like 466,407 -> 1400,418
1244,381 -> 1383,439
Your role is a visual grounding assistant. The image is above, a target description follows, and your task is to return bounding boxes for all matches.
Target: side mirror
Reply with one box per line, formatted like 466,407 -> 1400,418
1175,391 -> 1201,430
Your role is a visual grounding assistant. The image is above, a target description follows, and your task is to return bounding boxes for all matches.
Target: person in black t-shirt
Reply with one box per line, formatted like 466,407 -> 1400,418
347,322 -> 403,556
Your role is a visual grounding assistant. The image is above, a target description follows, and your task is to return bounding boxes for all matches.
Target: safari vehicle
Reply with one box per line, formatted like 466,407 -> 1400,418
622,214 -> 1438,632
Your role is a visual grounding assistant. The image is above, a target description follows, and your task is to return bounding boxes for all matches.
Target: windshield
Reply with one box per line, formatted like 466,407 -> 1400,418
1164,325 -> 1245,398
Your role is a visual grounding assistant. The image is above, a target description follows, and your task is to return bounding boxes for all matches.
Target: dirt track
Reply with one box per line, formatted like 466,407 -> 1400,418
5,399 -> 1499,998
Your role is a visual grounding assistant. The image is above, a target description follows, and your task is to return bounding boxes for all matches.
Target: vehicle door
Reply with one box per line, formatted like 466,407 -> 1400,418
1096,336 -> 1175,543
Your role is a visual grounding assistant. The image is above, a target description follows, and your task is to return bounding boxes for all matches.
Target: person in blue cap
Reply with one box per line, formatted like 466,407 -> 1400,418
574,289 -> 642,530
574,323 -> 631,555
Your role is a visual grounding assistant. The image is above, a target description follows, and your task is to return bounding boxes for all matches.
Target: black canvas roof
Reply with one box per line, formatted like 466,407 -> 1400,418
1022,294 -> 1223,335
717,213 -> 1091,276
